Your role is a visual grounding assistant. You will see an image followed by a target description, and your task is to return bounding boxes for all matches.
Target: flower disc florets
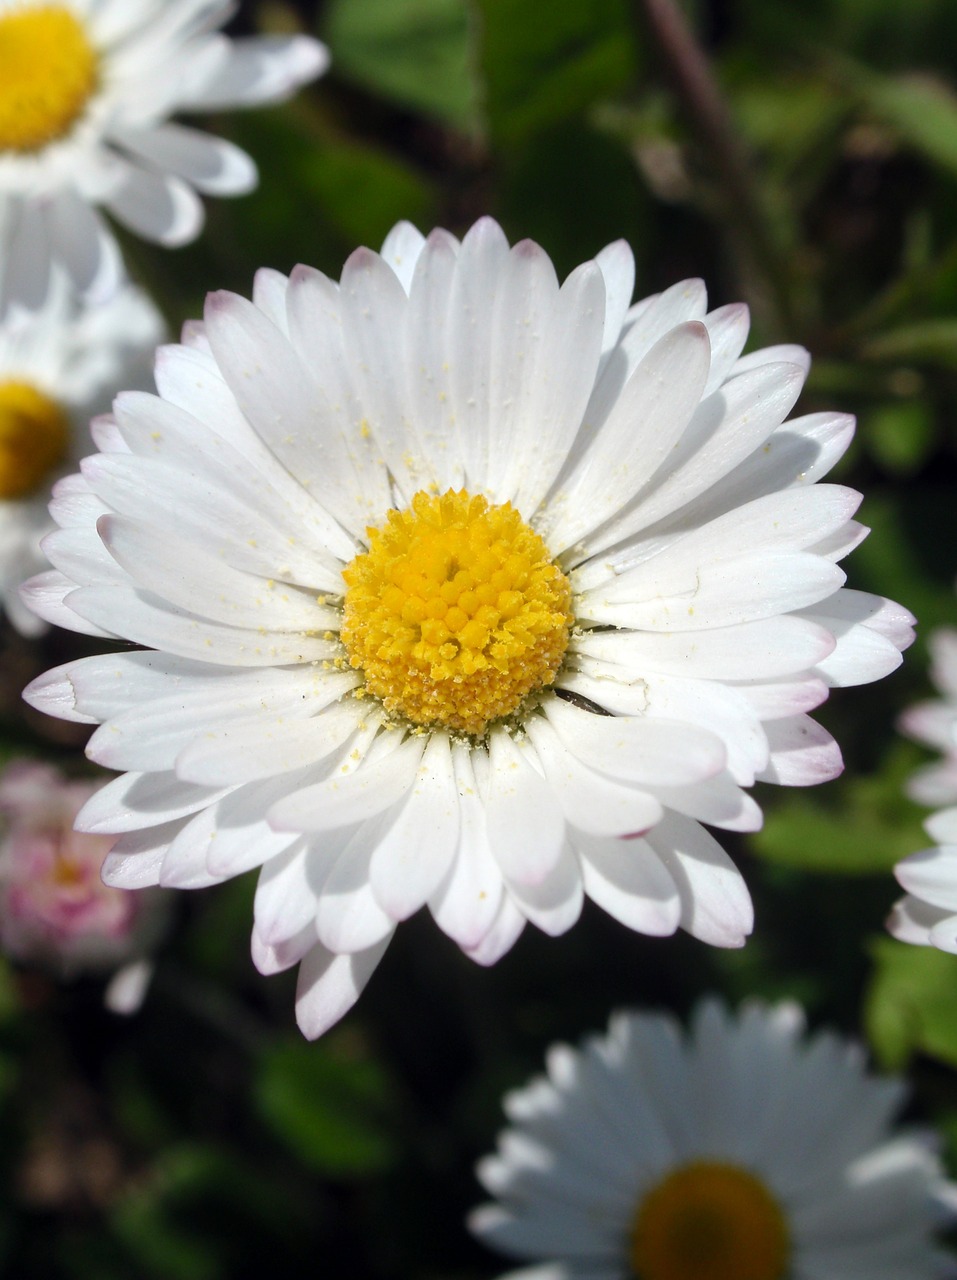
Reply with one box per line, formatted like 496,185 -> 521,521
0,379 -> 69,498
342,489 -> 573,736
0,5 -> 98,153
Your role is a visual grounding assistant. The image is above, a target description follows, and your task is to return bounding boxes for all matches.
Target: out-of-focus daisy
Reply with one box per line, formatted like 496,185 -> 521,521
470,999 -> 957,1280
0,274 -> 161,634
23,219 -> 913,1038
0,760 -> 168,1013
0,0 -> 328,306
889,628 -> 957,952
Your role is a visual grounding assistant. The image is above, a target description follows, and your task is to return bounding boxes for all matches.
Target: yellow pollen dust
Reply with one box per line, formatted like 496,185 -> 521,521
629,1161 -> 789,1280
0,380 -> 70,499
341,489 -> 573,736
0,5 -> 99,153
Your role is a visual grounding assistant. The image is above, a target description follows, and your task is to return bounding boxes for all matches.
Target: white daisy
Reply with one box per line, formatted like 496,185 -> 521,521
0,0 -> 328,306
0,273 -> 162,634
23,219 -> 913,1038
889,627 -> 957,952
470,999 -> 957,1280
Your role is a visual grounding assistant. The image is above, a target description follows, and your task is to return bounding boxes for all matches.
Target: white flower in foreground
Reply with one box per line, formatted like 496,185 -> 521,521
470,1000 -> 957,1280
0,0 -> 328,306
0,760 -> 168,1013
23,219 -> 913,1038
889,627 -> 957,952
0,275 -> 162,634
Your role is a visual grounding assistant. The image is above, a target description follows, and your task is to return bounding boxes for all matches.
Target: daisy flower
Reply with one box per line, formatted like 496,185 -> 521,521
0,0 -> 328,306
0,272 -> 162,634
889,627 -> 957,952
470,999 -> 957,1280
0,760 -> 168,1013
23,219 -> 913,1038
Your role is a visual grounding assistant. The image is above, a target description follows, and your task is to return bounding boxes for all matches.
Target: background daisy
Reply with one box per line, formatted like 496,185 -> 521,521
23,219 -> 911,1037
889,626 -> 957,953
0,273 -> 162,634
470,1000 -> 957,1280
0,0 -> 328,306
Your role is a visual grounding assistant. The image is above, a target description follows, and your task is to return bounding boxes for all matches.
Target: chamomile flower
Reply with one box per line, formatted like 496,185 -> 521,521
889,627 -> 957,952
23,220 -> 913,1037
0,0 -> 328,306
0,273 -> 161,634
470,1000 -> 957,1280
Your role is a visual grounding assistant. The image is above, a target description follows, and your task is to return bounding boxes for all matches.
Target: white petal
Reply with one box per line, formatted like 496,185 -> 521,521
68,584 -> 335,666
544,697 -> 726,787
647,814 -> 753,946
485,729 -> 567,886
184,34 -> 329,110
368,734 -> 460,920
115,123 -> 258,195
525,716 -> 664,837
579,551 -> 845,631
573,615 -> 835,680
576,833 -> 681,935
464,894 -> 526,965
380,221 -> 427,293
894,847 -> 957,913
802,589 -> 915,686
76,770 -> 232,834
758,715 -> 843,786
315,829 -> 396,952
104,162 -> 205,246
428,747 -> 505,950
269,734 -> 426,832
506,842 -> 584,937
101,821 -> 184,888
295,934 -> 390,1041
547,322 -> 712,553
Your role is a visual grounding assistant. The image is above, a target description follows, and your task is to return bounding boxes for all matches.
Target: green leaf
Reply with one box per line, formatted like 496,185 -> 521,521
325,0 -> 480,132
863,400 -> 937,476
862,72 -> 957,174
859,318 -> 957,371
866,937 -> 957,1069
477,0 -> 636,142
256,1037 -> 396,1177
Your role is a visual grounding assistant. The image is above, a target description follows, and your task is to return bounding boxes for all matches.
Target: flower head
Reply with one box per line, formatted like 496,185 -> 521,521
0,0 -> 328,306
889,627 -> 957,951
0,760 -> 167,1009
24,220 -> 913,1037
470,1000 -> 957,1280
0,272 -> 162,633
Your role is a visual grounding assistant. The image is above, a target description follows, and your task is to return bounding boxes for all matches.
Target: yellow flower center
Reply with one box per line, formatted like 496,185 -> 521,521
341,489 -> 573,736
630,1161 -> 790,1280
0,4 -> 99,153
0,380 -> 70,499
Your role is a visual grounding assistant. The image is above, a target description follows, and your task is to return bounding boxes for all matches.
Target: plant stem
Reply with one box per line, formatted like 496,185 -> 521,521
636,0 -> 795,333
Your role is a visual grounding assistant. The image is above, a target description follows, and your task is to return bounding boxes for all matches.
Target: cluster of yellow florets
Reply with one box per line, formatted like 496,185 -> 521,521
0,6 -> 98,153
341,489 -> 573,736
0,380 -> 69,499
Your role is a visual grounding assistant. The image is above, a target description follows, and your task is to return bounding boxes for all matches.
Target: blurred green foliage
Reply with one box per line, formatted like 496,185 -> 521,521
4,0 -> 957,1274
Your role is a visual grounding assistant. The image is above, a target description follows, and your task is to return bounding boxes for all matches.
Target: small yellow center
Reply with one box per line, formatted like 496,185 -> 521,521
629,1161 -> 790,1280
0,5 -> 99,153
0,380 -> 70,499
341,489 -> 573,735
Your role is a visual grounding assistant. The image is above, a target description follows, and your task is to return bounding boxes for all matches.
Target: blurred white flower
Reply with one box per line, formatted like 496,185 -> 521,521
890,628 -> 957,951
0,760 -> 168,1011
470,1000 -> 957,1280
0,274 -> 162,633
0,0 -> 328,306
24,219 -> 913,1038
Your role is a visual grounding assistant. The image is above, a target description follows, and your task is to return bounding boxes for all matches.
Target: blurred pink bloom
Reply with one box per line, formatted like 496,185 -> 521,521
0,760 -> 166,1008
